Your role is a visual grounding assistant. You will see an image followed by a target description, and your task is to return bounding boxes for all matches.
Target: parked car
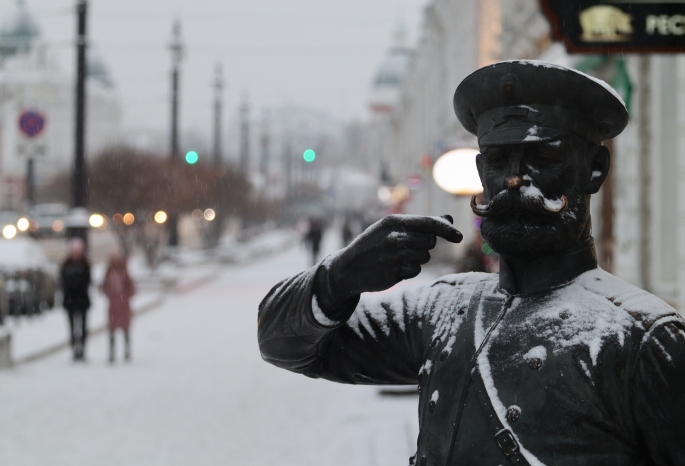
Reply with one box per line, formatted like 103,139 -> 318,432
27,203 -> 69,237
0,237 -> 57,316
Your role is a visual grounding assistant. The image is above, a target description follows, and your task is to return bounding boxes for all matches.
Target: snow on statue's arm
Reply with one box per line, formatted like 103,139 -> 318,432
632,317 -> 685,465
257,262 -> 467,385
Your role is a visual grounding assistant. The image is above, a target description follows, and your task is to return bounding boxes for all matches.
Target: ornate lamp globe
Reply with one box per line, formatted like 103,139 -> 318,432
432,148 -> 483,196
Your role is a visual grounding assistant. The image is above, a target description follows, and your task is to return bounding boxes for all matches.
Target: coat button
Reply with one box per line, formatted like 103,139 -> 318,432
420,456 -> 427,466
428,401 -> 436,413
528,357 -> 543,370
417,385 -> 422,395
506,405 -> 521,422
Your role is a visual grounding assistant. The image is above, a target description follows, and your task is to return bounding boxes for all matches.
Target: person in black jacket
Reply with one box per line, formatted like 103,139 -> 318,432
61,238 -> 91,361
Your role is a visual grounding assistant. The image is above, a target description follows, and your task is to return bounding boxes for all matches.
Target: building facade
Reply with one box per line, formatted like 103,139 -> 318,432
0,1 -> 122,209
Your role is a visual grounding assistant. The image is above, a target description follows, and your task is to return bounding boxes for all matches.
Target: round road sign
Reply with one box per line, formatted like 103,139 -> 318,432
18,110 -> 46,138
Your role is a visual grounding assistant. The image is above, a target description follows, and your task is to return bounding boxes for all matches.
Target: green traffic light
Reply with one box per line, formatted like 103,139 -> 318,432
303,149 -> 316,163
185,151 -> 199,164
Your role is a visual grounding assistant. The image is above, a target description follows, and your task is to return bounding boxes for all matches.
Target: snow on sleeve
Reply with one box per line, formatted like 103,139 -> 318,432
311,294 -> 340,327
441,335 -> 457,359
430,390 -> 439,403
419,359 -> 433,376
346,272 -> 495,344
577,359 -> 593,383
640,317 -> 685,366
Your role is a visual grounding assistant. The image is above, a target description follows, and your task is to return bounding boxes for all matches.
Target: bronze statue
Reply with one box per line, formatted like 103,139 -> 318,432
258,60 -> 685,466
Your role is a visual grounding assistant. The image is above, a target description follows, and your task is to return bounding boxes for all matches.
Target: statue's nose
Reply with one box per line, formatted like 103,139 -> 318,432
505,175 -> 525,190
505,150 -> 524,190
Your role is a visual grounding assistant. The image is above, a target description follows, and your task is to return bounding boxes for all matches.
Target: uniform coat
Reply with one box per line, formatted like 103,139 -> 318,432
102,268 -> 135,331
258,247 -> 685,465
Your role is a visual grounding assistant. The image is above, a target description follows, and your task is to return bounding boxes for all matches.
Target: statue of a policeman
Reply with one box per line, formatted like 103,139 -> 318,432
258,61 -> 685,466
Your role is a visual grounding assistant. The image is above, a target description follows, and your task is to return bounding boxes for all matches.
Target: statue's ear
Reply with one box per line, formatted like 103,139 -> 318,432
585,145 -> 610,195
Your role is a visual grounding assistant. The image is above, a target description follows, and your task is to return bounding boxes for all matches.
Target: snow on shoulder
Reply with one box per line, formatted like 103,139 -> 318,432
516,268 -> 679,366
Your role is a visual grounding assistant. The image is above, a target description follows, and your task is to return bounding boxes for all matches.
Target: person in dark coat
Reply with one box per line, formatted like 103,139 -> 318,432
61,238 -> 91,361
102,253 -> 136,363
341,218 -> 353,247
257,61 -> 685,465
303,220 -> 323,266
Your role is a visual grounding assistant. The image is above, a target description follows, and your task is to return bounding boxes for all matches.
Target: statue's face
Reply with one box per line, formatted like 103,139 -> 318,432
474,136 -> 603,257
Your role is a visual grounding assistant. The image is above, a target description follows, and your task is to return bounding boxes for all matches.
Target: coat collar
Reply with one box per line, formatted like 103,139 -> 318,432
497,239 -> 598,296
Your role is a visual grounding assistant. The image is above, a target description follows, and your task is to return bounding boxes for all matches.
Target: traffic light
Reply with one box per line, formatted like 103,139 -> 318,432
302,149 -> 316,163
185,150 -> 199,164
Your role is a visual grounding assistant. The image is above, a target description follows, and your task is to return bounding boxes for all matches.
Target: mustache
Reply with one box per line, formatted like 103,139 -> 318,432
471,190 -> 568,218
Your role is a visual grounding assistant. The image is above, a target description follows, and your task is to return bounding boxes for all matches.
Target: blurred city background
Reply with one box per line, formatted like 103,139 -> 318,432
0,0 -> 682,465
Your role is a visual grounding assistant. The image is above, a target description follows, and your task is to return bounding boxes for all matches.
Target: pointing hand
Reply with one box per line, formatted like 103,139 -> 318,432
324,215 -> 462,303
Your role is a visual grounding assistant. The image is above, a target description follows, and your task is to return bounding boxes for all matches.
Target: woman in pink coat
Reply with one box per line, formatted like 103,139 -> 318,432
102,254 -> 136,363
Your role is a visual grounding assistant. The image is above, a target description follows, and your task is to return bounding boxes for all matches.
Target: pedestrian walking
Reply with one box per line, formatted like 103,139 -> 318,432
60,238 -> 91,361
341,218 -> 353,247
102,253 -> 135,363
303,220 -> 323,266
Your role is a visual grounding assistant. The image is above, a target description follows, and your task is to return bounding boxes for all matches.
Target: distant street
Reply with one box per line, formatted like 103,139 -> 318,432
0,236 -> 420,466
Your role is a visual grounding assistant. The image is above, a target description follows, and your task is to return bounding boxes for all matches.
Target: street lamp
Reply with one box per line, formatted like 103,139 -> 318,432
432,148 -> 483,196
154,211 -> 168,224
203,208 -> 216,221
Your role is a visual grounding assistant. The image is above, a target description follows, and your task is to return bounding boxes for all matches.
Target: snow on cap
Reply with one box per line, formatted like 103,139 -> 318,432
454,60 -> 629,146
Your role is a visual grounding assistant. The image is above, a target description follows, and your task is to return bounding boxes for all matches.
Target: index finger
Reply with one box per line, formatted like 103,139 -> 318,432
386,215 -> 463,243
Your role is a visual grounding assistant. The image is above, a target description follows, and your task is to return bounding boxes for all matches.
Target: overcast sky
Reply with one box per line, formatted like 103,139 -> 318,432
6,0 -> 430,143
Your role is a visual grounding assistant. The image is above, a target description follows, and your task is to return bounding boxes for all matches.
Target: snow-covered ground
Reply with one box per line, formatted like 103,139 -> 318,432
0,230 -> 448,466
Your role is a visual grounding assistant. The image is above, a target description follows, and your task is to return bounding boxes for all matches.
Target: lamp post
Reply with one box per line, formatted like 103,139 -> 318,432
168,20 -> 184,247
70,0 -> 88,244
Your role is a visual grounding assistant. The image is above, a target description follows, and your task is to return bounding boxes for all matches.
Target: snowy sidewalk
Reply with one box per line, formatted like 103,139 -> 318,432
0,228 -> 449,466
7,228 -> 299,365
8,290 -> 163,364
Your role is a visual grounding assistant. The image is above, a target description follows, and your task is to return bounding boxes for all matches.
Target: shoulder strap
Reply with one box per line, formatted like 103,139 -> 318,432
463,283 -> 532,466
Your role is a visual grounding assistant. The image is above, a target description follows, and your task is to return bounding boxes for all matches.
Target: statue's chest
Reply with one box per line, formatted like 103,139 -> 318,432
414,291 -> 636,465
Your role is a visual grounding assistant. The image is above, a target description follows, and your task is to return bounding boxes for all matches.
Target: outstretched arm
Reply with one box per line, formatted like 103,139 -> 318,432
258,215 -> 462,385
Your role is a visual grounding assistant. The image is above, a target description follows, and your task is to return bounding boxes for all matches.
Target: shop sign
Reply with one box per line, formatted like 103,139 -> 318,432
540,1 -> 685,53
